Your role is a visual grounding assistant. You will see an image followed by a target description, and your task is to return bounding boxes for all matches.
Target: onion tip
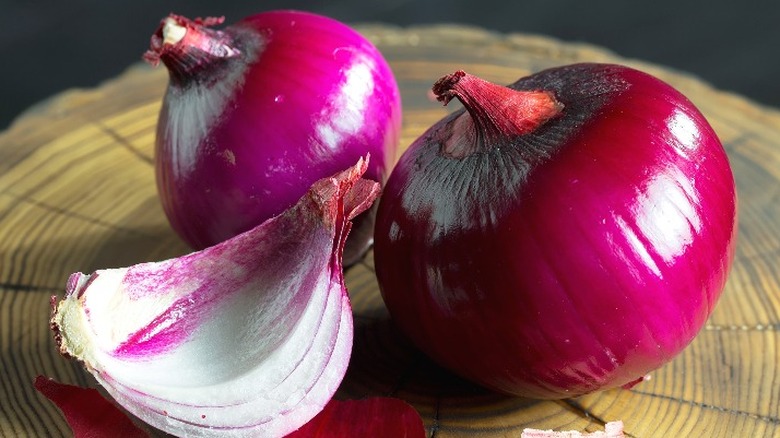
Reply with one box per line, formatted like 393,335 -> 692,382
432,70 -> 467,105
431,70 -> 563,140
142,13 -> 234,71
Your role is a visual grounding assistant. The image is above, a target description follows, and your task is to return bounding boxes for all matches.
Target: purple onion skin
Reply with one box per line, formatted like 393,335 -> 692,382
152,11 -> 401,260
374,64 -> 737,399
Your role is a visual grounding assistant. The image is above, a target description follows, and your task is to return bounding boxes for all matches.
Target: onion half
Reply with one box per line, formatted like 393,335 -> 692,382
50,159 -> 379,436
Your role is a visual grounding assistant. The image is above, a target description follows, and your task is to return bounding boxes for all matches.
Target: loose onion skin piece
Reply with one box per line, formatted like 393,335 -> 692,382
522,421 -> 624,437
146,11 -> 401,264
34,376 -> 148,438
287,397 -> 426,437
374,64 -> 737,399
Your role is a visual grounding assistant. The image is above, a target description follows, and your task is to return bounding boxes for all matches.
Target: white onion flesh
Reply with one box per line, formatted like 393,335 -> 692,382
51,159 -> 378,437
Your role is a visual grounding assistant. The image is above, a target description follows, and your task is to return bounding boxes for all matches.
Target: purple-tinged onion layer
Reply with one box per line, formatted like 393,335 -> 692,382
50,158 -> 379,437
374,64 -> 737,399
145,11 -> 401,264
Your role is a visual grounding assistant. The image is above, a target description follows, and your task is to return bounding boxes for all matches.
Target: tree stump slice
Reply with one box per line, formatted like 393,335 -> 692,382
1,24 -> 778,437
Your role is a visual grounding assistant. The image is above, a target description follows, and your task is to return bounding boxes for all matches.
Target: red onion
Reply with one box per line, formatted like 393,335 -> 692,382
49,159 -> 380,436
374,64 -> 737,399
144,11 -> 401,263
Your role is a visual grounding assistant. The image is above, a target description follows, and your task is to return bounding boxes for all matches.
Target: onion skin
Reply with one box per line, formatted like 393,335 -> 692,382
287,397 -> 426,437
34,376 -> 148,438
374,64 -> 737,399
522,421 -> 624,437
147,11 -> 401,263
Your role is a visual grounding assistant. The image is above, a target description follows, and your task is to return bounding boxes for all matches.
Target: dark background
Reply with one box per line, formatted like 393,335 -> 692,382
2,1 -> 779,130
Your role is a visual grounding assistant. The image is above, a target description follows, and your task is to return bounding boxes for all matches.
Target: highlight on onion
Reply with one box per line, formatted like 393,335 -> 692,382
144,10 -> 402,265
374,64 -> 737,399
48,158 -> 379,436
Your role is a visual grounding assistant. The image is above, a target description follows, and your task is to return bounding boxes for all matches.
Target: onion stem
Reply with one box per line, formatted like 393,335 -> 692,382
433,70 -> 563,147
143,15 -> 242,85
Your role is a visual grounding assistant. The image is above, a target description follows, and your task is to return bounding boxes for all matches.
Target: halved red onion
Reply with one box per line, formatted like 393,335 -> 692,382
50,159 -> 379,436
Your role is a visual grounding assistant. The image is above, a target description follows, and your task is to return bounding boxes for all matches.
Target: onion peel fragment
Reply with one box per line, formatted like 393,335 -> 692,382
34,377 -> 427,438
288,397 -> 426,437
33,376 -> 148,438
521,421 -> 624,438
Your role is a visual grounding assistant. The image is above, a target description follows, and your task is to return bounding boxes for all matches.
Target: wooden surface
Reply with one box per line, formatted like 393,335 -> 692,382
1,24 -> 779,437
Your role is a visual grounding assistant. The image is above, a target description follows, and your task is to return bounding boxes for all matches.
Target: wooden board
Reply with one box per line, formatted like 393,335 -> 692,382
1,24 -> 779,437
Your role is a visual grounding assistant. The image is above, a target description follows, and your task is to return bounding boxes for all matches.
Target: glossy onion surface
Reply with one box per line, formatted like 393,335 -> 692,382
374,64 -> 737,399
151,11 -> 401,260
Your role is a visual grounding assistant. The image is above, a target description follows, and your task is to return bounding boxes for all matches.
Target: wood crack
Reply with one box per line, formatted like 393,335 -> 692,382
0,189 -> 157,238
557,398 -> 638,438
388,349 -> 426,397
429,396 -> 441,438
0,282 -> 60,293
558,398 -> 608,426
357,258 -> 376,274
95,122 -> 154,165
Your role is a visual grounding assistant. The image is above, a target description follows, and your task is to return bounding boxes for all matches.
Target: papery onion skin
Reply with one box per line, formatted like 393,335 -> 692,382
287,397 -> 426,437
374,64 -> 737,399
147,11 -> 401,264
34,376 -> 149,438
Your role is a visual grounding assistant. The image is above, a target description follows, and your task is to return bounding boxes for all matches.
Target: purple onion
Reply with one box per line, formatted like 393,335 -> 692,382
374,64 -> 737,399
145,11 -> 401,263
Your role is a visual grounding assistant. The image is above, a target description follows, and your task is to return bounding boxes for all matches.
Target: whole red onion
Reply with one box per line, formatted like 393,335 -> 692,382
144,11 -> 401,263
374,64 -> 737,399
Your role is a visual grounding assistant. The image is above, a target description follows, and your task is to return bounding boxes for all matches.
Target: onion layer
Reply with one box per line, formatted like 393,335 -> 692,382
145,11 -> 401,264
374,64 -> 737,399
51,159 -> 379,436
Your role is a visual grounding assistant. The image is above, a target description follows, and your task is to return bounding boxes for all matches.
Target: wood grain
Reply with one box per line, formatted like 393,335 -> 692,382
1,24 -> 779,437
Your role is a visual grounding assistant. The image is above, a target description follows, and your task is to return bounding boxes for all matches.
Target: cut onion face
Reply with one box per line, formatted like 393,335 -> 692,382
50,158 -> 379,437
